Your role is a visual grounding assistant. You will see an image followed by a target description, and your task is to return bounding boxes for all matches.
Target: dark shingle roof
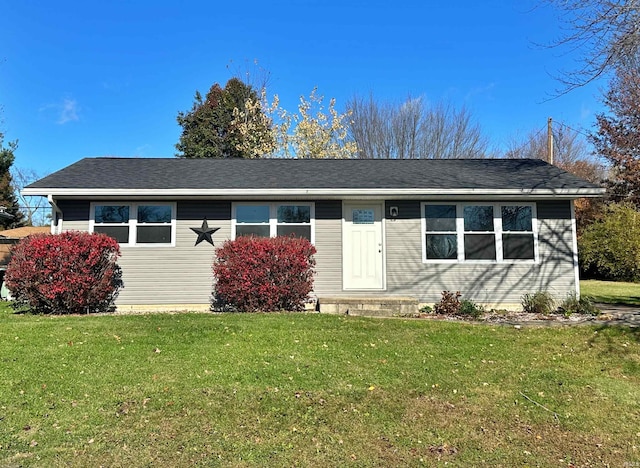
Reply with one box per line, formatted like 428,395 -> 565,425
27,157 -> 602,193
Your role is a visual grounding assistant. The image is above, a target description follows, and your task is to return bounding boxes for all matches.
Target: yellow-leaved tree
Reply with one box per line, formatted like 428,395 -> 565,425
242,87 -> 357,159
228,89 -> 280,158
276,88 -> 357,159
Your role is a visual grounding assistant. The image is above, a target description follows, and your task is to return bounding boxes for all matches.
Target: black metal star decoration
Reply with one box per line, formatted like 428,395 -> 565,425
190,218 -> 220,246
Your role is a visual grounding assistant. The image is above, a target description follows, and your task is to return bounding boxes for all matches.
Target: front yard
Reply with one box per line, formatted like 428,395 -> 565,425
581,279 -> 640,306
0,305 -> 638,467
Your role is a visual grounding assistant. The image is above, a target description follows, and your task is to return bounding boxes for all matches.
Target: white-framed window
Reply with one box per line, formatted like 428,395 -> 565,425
463,204 -> 497,261
232,203 -> 315,242
424,204 -> 458,260
421,202 -> 537,263
500,204 -> 536,260
90,202 -> 176,247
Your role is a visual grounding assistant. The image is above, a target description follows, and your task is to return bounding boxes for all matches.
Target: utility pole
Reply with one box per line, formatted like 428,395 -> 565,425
547,117 -> 554,165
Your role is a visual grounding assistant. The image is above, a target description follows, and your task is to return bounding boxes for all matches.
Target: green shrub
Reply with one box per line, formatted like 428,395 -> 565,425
578,202 -> 640,281
521,291 -> 556,315
419,304 -> 433,314
458,299 -> 485,319
558,294 -> 601,316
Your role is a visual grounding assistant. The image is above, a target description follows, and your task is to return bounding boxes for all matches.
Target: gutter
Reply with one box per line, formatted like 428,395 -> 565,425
24,187 -> 607,200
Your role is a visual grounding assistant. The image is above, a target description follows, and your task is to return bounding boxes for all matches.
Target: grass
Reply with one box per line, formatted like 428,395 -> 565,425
0,303 -> 639,466
581,279 -> 640,306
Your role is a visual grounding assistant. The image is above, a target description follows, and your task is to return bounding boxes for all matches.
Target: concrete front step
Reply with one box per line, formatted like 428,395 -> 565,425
318,297 -> 419,317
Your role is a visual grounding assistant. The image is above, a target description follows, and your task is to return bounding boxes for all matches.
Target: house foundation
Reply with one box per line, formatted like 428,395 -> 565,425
318,297 -> 420,317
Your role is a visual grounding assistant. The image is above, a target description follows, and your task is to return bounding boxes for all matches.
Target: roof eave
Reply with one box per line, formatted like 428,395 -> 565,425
23,187 -> 606,200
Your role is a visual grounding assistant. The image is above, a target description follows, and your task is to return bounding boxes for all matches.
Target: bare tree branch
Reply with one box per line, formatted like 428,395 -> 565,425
543,0 -> 640,95
348,95 -> 489,159
11,166 -> 50,226
504,123 -> 606,177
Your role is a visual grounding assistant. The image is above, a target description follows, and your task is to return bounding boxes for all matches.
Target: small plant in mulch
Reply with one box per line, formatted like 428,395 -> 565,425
411,290 -> 601,323
434,290 -> 462,315
521,291 -> 601,318
433,291 -> 485,319
521,291 -> 556,315
557,294 -> 601,317
458,298 -> 485,319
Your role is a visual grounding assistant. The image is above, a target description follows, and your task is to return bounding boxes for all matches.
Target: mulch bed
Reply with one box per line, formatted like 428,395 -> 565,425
408,310 -> 624,325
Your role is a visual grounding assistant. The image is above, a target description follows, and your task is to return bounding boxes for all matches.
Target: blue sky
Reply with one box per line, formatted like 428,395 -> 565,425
1,0 -> 605,177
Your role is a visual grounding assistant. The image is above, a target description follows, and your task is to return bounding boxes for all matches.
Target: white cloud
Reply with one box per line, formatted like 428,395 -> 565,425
39,97 -> 80,124
57,98 -> 79,124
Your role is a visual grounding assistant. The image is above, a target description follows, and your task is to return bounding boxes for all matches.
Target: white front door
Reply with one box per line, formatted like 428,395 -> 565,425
343,203 -> 384,290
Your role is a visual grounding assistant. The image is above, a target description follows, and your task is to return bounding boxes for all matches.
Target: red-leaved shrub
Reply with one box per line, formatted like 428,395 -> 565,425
213,236 -> 316,312
5,231 -> 123,314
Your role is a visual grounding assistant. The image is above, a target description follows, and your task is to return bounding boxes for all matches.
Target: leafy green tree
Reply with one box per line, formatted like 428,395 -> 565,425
0,133 -> 25,229
578,202 -> 640,281
175,78 -> 275,159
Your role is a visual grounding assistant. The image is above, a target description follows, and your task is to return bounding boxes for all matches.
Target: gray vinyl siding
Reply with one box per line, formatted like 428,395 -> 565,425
114,202 -> 230,305
59,199 -> 345,306
60,200 -> 231,306
384,200 -> 576,305
313,201 -> 342,295
57,197 -> 578,308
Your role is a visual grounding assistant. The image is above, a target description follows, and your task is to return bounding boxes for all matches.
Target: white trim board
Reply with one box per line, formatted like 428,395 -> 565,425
25,187 -> 606,199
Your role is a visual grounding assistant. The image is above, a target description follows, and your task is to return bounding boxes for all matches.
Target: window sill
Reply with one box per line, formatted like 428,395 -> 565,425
422,259 -> 538,265
119,243 -> 175,248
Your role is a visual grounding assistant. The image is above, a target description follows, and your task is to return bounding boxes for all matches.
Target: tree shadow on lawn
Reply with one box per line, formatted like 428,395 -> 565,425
587,322 -> 640,348
593,294 -> 640,306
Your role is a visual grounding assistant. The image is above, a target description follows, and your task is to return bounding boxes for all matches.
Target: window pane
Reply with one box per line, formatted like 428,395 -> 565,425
277,205 -> 310,223
236,205 -> 270,224
352,209 -> 375,224
236,225 -> 270,237
277,225 -> 311,240
137,226 -> 172,244
95,205 -> 129,223
94,225 -> 129,243
425,205 -> 456,231
464,206 -> 494,231
138,205 -> 172,223
503,234 -> 535,259
426,234 -> 457,259
464,234 -> 496,260
502,206 -> 532,231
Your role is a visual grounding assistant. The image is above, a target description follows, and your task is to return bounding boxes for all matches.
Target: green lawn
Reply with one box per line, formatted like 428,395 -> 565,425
581,279 -> 640,306
0,305 -> 639,467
